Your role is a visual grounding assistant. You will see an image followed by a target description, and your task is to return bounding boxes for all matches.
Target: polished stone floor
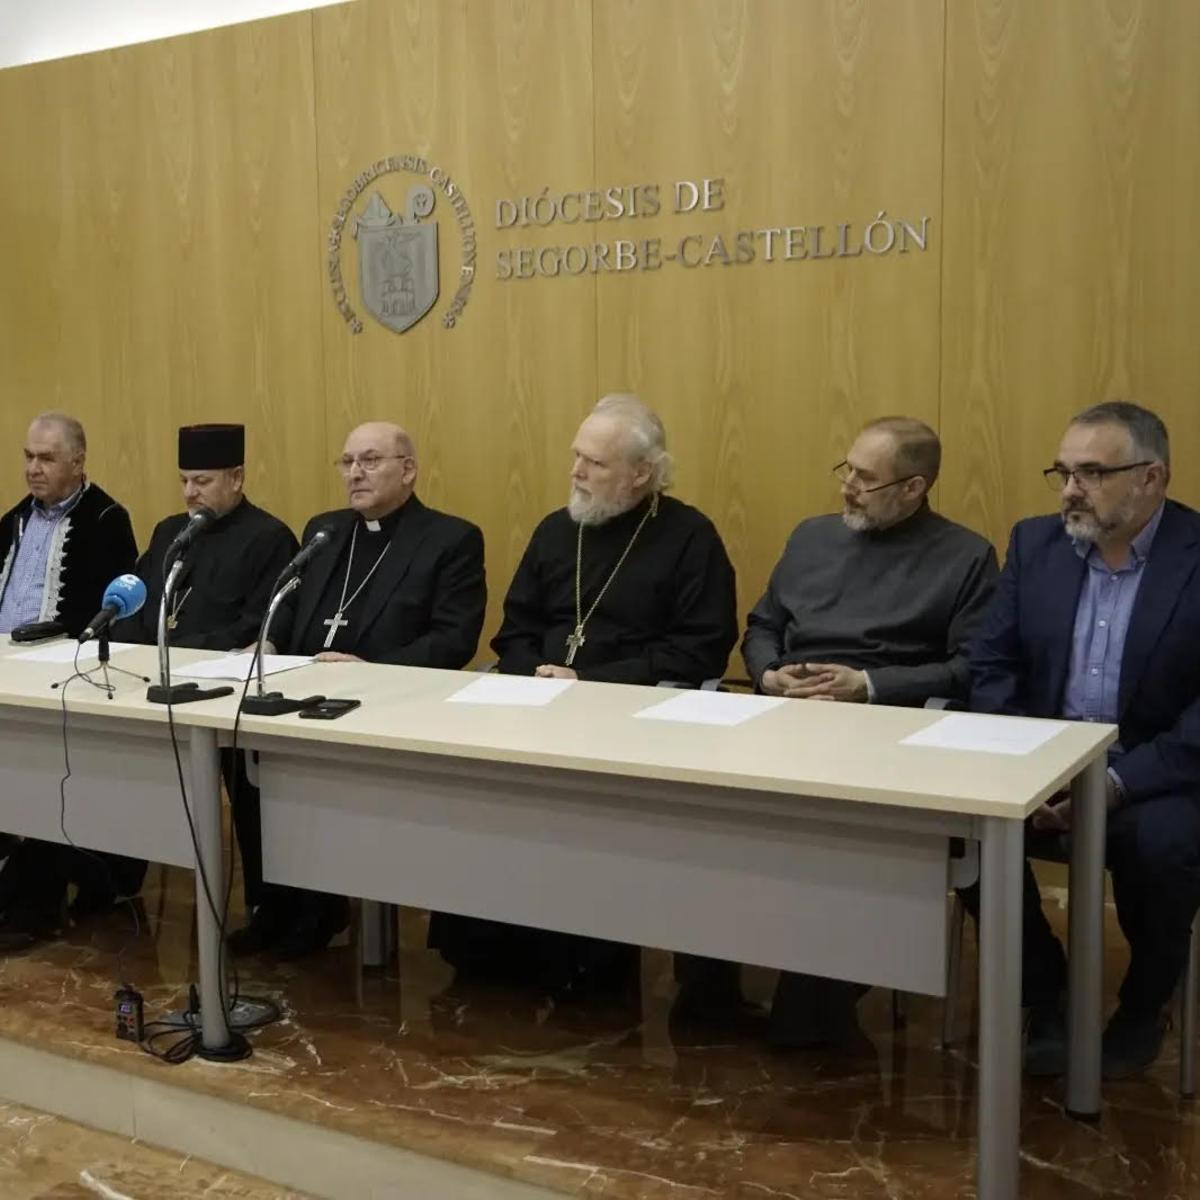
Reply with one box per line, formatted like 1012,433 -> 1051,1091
0,862 -> 1198,1199
0,1097 -> 309,1199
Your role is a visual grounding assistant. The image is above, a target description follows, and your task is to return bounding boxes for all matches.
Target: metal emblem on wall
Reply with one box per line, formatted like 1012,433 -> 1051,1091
327,155 -> 476,334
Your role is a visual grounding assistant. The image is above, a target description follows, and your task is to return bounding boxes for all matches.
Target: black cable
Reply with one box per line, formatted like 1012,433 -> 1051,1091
56,643 -> 142,990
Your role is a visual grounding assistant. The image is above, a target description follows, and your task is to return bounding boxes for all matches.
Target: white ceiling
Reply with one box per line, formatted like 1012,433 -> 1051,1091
0,0 -> 353,71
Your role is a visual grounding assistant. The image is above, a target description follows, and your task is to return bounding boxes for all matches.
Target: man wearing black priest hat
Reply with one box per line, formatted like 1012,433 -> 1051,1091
0,423 -> 298,953
428,393 -> 739,999
0,412 -> 138,950
227,419 -> 487,960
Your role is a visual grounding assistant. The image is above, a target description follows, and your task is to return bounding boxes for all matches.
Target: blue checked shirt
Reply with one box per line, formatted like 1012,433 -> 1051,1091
1062,502 -> 1164,792
0,485 -> 85,633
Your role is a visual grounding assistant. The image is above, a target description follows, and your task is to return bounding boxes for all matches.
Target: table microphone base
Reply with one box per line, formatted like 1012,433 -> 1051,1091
241,692 -> 325,716
147,681 -> 236,705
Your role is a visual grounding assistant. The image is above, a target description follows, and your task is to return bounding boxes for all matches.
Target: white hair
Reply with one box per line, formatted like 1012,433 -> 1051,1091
592,393 -> 674,491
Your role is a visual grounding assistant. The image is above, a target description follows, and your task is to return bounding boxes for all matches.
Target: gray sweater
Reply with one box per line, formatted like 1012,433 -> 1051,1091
742,504 -> 998,706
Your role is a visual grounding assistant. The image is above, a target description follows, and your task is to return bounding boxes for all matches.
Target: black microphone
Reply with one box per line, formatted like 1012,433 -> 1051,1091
275,528 -> 332,586
166,507 -> 216,559
79,574 -> 148,643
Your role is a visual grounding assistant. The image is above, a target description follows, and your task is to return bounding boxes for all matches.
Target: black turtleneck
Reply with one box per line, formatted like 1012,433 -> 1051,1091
742,503 -> 999,705
492,493 -> 737,686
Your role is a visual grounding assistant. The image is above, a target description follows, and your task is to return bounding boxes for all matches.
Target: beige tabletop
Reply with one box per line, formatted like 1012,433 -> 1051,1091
0,639 -> 1117,820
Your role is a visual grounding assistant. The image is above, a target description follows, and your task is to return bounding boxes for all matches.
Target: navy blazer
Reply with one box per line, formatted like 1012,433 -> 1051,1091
970,499 -> 1200,801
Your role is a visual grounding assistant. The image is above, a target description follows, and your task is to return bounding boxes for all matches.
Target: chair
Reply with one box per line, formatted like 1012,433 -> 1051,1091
941,888 -> 1200,1098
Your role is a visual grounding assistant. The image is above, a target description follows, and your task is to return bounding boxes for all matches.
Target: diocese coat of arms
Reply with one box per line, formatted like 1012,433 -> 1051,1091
353,186 -> 439,333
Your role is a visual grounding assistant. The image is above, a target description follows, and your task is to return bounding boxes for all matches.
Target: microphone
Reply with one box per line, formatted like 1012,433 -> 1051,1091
166,507 -> 216,559
79,574 -> 148,643
275,528 -> 332,586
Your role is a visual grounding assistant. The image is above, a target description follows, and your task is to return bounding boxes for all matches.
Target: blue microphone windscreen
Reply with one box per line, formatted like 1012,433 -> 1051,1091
103,573 -> 148,619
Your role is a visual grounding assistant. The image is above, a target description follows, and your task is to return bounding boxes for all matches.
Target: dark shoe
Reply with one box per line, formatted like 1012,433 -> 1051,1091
274,901 -> 348,961
767,973 -> 869,1051
69,888 -> 120,919
0,908 -> 61,953
227,904 -> 289,957
1024,1001 -> 1067,1077
1102,1006 -> 1168,1080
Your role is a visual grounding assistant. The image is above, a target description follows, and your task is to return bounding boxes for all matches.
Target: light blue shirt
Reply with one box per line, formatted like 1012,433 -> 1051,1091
1061,503 -> 1164,792
0,485 -> 85,633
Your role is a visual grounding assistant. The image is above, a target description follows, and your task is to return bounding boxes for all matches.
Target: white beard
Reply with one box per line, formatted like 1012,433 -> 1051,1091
1062,509 -> 1103,543
568,487 -> 637,527
841,508 -> 873,533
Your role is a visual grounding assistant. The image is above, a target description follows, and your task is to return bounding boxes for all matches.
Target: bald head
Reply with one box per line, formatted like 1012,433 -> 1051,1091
338,421 -> 418,519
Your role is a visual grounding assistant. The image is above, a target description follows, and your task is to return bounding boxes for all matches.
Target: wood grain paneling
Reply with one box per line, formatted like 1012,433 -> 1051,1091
592,0 -> 945,628
311,0 -> 596,642
0,12 -> 325,547
940,1 -> 1200,547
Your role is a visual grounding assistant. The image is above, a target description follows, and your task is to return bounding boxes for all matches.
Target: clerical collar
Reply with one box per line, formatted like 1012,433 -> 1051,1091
359,503 -> 406,538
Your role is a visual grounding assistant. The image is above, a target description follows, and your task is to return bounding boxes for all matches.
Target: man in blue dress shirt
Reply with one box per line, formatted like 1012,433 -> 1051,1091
969,401 -> 1200,1078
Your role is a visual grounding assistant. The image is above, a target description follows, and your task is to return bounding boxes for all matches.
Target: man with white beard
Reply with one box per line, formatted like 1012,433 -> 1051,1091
682,416 -> 998,1042
428,393 -> 738,997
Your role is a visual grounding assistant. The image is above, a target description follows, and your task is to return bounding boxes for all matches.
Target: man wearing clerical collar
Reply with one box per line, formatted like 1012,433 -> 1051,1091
675,416 -> 999,1041
430,394 -> 738,998
231,420 -> 486,960
0,412 -> 136,639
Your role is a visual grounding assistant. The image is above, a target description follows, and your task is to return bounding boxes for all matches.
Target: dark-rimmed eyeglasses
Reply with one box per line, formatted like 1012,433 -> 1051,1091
832,461 -> 918,494
1042,461 -> 1152,491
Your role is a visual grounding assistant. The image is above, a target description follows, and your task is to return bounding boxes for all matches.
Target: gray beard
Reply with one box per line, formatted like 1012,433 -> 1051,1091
568,489 -> 637,527
841,508 -> 874,533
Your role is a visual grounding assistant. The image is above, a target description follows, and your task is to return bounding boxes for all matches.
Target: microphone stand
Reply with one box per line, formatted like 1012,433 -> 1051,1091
146,554 -> 235,705
241,574 -> 324,716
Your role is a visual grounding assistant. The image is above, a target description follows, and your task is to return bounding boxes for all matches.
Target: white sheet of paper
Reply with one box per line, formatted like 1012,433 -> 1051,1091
8,639 -> 139,664
446,675 -> 574,707
172,653 -> 314,681
901,713 -> 1070,756
634,691 -> 787,728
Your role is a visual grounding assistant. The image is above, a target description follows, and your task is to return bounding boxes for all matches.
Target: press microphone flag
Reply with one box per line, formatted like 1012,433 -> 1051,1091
78,574 -> 148,643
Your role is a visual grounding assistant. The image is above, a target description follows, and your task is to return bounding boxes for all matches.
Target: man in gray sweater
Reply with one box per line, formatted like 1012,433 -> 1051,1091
674,416 -> 999,1046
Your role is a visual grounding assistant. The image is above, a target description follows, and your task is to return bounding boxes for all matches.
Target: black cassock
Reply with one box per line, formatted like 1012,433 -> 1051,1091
431,493 -> 738,995
112,498 -> 298,649
492,494 -> 737,684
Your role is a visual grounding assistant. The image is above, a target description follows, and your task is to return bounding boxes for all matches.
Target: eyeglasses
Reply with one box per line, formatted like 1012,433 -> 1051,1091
1042,461 -> 1151,491
832,461 -> 918,494
333,453 -> 410,475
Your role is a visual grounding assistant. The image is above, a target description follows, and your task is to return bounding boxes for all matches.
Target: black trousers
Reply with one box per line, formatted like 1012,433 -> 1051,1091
0,839 -> 146,917
960,791 -> 1200,1015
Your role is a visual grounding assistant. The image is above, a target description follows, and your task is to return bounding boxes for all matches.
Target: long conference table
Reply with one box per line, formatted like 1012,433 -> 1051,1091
0,639 -> 1116,1200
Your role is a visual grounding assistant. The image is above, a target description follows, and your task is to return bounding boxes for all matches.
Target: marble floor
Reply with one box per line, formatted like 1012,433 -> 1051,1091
0,862 -> 1198,1199
0,1097 -> 310,1199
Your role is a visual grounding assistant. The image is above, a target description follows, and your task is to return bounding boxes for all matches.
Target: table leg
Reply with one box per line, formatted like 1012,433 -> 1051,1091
978,816 -> 1023,1200
1066,755 -> 1107,1119
189,725 -> 232,1052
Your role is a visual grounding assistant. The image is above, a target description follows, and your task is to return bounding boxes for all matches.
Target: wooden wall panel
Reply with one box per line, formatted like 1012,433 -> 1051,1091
940,1 -> 1200,548
592,0 -> 945,631
311,0 -> 597,642
0,13 -> 325,548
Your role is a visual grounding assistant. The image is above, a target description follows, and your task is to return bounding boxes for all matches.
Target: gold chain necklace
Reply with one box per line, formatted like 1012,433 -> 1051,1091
565,494 -> 658,666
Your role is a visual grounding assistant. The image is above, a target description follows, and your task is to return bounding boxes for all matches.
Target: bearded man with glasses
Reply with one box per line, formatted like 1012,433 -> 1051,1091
228,420 -> 486,959
675,416 -> 999,1041
968,400 -> 1200,1080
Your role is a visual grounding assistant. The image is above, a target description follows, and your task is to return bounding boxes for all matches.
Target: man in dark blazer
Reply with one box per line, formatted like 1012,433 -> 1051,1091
229,420 -> 487,958
969,400 -> 1200,1079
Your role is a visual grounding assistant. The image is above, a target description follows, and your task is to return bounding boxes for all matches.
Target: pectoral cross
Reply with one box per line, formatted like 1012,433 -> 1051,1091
564,625 -> 585,667
322,612 -> 349,649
